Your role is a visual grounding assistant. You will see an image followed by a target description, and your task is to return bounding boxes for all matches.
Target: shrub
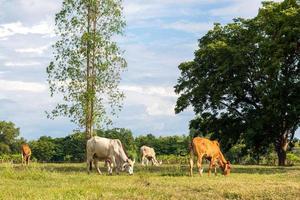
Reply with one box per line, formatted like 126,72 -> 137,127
286,153 -> 300,166
0,154 -> 22,163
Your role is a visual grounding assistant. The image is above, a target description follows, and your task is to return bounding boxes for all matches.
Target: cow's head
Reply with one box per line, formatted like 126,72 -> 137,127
223,161 -> 231,176
122,159 -> 135,175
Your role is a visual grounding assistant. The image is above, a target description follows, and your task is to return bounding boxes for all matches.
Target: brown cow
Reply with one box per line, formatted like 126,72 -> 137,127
189,137 -> 231,176
21,144 -> 31,165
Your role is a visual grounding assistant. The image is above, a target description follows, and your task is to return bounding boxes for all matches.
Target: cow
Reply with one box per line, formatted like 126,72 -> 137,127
140,145 -> 162,166
21,144 -> 31,165
189,137 -> 231,176
86,136 -> 135,175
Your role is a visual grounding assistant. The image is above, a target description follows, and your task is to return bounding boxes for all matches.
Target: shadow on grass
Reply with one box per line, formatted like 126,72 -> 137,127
136,164 -> 300,176
2,163 -> 299,177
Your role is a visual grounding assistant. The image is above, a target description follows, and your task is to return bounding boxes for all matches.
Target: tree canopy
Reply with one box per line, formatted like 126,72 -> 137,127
175,0 -> 300,165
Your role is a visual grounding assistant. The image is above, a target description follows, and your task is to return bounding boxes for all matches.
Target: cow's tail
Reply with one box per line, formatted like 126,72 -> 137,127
179,140 -> 194,157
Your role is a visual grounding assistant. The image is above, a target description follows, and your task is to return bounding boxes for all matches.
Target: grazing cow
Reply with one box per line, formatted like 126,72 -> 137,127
140,145 -> 162,166
21,144 -> 31,165
189,137 -> 231,176
86,136 -> 135,175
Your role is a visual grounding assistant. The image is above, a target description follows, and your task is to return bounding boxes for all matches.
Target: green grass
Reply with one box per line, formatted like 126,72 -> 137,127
0,163 -> 299,200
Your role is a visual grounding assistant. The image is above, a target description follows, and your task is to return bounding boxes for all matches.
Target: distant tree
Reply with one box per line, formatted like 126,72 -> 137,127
62,132 -> 86,162
47,0 -> 126,142
0,121 -> 20,154
10,137 -> 27,154
175,0 -> 300,165
30,136 -> 56,162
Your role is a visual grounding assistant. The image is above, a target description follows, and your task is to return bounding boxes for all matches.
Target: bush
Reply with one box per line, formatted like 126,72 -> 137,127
157,155 -> 188,165
286,153 -> 300,166
263,152 -> 277,166
0,154 -> 22,163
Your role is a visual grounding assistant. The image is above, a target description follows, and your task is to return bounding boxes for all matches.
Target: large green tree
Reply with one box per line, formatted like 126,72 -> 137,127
0,121 -> 20,154
175,0 -> 300,165
47,0 -> 126,141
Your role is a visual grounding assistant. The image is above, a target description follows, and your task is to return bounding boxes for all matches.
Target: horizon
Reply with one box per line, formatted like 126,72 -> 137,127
0,0 -> 299,140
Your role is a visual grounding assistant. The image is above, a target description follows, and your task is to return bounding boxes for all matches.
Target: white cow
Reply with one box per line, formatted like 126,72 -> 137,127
140,145 -> 162,166
87,136 -> 135,175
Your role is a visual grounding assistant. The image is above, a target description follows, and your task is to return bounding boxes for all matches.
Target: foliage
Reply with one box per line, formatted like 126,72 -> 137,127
61,132 -> 86,162
175,0 -> 300,165
30,136 -> 57,162
286,153 -> 300,165
156,155 -> 188,165
0,154 -> 22,163
135,134 -> 190,159
0,121 -> 20,154
0,121 -> 27,156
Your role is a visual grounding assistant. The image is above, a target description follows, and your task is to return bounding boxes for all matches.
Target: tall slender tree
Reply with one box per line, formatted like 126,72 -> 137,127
47,0 -> 126,141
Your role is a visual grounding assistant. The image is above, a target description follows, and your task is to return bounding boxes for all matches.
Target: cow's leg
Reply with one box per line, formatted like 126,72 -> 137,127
189,150 -> 194,177
141,155 -> 145,166
151,158 -> 154,166
146,158 -> 149,166
197,155 -> 204,176
189,157 -> 194,177
86,156 -> 93,174
26,155 -> 30,165
22,154 -> 24,166
93,159 -> 102,175
107,162 -> 113,175
111,156 -> 118,175
214,164 -> 217,176
208,158 -> 215,176
153,157 -> 159,166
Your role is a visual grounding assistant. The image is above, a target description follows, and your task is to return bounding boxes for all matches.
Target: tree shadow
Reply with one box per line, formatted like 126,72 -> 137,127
156,164 -> 300,176
2,163 -> 299,176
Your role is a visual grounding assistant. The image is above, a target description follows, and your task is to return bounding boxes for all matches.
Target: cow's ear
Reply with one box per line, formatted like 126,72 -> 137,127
132,159 -> 135,164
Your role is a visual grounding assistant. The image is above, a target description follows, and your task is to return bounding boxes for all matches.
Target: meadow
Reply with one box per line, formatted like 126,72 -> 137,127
0,163 -> 299,200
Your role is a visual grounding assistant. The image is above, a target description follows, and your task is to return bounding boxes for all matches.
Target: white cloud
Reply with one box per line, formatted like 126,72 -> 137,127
120,85 -> 176,98
15,44 -> 50,55
0,79 -> 46,93
0,21 -> 54,39
4,61 -> 41,67
163,21 -> 213,34
121,85 -> 176,116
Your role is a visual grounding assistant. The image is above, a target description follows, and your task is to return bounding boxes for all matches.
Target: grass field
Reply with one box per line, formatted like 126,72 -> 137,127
0,163 -> 299,200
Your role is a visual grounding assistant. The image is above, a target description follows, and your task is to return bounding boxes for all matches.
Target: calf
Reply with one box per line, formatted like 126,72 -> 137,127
140,145 -> 162,166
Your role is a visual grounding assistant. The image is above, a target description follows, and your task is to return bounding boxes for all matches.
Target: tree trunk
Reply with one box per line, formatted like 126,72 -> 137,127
85,5 -> 92,141
275,130 -> 290,166
277,148 -> 287,166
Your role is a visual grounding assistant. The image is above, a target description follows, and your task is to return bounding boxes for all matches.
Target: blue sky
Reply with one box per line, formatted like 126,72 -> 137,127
0,0 -> 298,139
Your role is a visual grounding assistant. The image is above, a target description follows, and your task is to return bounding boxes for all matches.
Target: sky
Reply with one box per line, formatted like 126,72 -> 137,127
0,0 -> 298,140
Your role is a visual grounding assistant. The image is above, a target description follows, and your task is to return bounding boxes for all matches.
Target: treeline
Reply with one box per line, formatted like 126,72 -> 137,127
28,129 -> 191,163
0,121 -> 299,165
